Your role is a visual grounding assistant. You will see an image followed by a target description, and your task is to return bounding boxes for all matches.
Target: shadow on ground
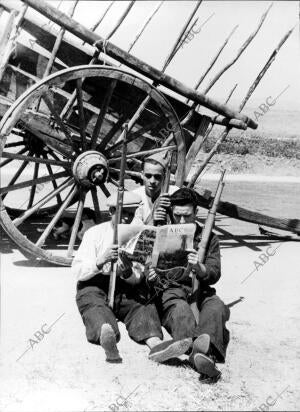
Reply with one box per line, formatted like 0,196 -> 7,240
0,214 -> 298,269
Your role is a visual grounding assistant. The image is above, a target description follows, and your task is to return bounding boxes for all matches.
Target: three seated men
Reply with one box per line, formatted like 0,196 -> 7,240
72,154 -> 230,382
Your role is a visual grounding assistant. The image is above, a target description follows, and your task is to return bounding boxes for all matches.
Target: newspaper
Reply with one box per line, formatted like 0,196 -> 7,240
120,223 -> 196,270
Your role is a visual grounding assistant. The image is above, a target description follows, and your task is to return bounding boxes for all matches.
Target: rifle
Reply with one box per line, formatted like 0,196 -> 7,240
190,169 -> 226,323
108,124 -> 128,309
153,150 -> 175,226
147,150 -> 174,289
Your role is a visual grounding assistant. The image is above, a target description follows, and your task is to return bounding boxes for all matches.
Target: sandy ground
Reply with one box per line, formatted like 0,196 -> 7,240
0,182 -> 300,412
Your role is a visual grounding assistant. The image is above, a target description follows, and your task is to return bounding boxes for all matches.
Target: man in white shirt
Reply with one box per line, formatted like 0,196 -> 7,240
132,152 -> 179,224
73,191 -> 191,363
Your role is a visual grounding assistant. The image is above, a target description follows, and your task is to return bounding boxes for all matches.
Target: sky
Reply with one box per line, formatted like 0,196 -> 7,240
50,0 -> 300,116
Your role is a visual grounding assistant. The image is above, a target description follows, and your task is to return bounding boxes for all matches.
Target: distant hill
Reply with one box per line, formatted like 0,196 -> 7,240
238,107 -> 300,139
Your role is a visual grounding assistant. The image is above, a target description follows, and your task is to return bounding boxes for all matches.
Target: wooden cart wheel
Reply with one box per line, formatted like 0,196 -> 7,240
0,65 -> 186,266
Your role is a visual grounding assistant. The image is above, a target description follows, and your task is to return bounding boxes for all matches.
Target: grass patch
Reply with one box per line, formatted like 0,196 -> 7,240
202,133 -> 300,159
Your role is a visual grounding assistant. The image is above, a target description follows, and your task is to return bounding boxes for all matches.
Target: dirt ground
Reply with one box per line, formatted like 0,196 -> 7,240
0,180 -> 300,412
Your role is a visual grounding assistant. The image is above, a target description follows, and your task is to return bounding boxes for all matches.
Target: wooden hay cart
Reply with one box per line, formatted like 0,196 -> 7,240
0,0 -> 298,266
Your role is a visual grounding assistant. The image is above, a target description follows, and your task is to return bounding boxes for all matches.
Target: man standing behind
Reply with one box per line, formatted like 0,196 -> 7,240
132,152 -> 179,224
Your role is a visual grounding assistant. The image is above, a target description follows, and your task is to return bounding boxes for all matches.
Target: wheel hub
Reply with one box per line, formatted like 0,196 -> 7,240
72,150 -> 109,187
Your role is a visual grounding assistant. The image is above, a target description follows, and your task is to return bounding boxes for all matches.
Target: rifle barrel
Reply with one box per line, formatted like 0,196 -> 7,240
190,170 -> 225,323
108,124 -> 128,308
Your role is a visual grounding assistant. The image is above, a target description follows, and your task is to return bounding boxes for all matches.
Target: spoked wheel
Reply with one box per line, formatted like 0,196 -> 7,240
0,65 -> 185,266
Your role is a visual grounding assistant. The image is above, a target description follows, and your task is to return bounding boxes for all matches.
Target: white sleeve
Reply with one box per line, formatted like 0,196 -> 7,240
134,203 -> 145,223
71,229 -> 101,282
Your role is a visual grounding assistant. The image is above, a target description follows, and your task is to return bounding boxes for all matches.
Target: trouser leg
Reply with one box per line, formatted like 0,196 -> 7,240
158,287 -> 197,340
156,288 -> 230,362
194,295 -> 230,362
117,297 -> 163,343
76,286 -> 120,345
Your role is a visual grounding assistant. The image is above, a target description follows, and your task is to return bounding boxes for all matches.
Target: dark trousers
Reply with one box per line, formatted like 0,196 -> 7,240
76,277 -> 163,345
155,287 -> 230,362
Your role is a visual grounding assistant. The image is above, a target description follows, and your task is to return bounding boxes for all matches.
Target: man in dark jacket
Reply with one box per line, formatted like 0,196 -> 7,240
147,188 -> 230,382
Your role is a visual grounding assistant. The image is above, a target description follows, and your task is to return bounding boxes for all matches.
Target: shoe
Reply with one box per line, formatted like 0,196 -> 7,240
148,337 -> 192,363
100,323 -> 122,363
199,373 -> 221,384
192,333 -> 210,355
193,353 -> 221,381
189,334 -> 210,362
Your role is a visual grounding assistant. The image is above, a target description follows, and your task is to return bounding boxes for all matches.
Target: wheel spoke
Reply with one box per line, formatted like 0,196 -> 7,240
60,90 -> 77,121
47,148 -> 64,162
91,79 -> 117,150
0,171 -> 69,194
23,127 -> 73,159
105,118 -> 160,155
109,178 -> 119,188
27,157 -> 40,209
99,183 -> 110,198
1,153 -> 32,201
127,157 -> 142,167
98,112 -> 128,151
91,186 -> 102,222
67,190 -> 86,257
35,184 -> 78,247
1,151 -> 68,167
110,168 -> 142,179
0,147 -> 28,168
99,94 -> 151,152
13,177 -> 73,227
43,153 -> 63,205
75,78 -> 87,151
108,145 -> 176,163
4,141 -> 25,148
42,93 -> 74,148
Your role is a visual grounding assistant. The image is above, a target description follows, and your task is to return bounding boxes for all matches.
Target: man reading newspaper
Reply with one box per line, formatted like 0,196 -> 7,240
146,187 -> 230,383
72,192 -> 191,363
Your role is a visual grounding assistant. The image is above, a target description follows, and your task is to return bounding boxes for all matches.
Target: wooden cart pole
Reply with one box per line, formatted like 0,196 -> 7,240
184,83 -> 238,178
35,1 -> 78,111
106,1 -> 135,41
20,0 -> 257,128
60,1 -> 134,120
108,123 -> 128,309
188,25 -> 294,188
204,3 -> 273,95
127,1 -> 164,53
88,1 -> 115,33
41,0 -> 78,79
193,25 -> 238,92
190,169 -> 226,323
0,4 -> 27,82
161,0 -> 202,71
182,3 -> 272,126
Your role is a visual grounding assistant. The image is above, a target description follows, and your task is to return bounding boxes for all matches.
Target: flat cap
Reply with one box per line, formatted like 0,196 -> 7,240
106,191 -> 142,208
